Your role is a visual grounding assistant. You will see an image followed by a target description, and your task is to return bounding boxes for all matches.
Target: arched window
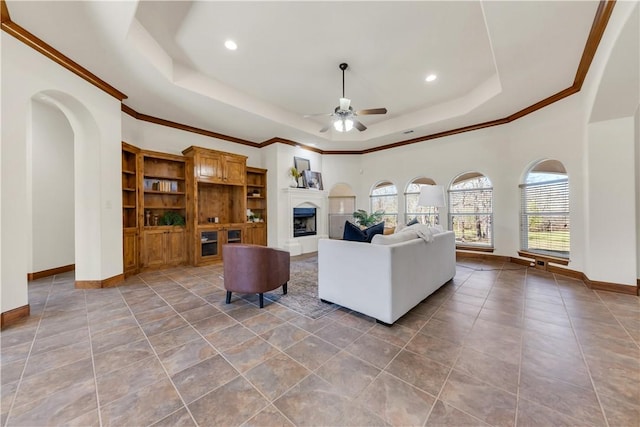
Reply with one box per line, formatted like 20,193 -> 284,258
520,160 -> 569,258
370,181 -> 398,227
449,172 -> 493,247
405,177 -> 437,225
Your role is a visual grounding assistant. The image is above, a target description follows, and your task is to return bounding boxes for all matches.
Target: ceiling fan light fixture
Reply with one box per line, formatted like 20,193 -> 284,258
425,74 -> 437,82
224,40 -> 238,50
339,97 -> 351,111
333,118 -> 354,132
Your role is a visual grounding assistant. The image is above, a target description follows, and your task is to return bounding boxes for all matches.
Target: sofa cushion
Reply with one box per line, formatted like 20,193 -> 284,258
371,231 -> 419,245
343,221 -> 385,243
343,221 -> 367,242
394,217 -> 420,233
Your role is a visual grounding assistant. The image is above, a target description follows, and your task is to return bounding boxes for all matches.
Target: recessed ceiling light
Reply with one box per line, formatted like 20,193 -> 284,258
425,74 -> 437,82
224,40 -> 238,51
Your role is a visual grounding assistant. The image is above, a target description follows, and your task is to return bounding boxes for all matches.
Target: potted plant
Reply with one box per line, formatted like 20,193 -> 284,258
288,167 -> 301,188
352,209 -> 385,227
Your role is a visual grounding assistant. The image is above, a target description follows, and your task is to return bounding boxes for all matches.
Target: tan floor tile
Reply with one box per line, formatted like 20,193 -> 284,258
358,371 -> 435,426
477,306 -> 524,328
96,356 -> 167,406
133,305 -> 175,325
386,350 -> 450,396
243,404 -> 294,427
171,354 -> 239,403
516,397 -> 591,427
518,372 -> 605,426
91,325 -> 145,355
345,334 -> 401,369
150,407 -> 196,427
405,332 -> 462,367
22,341 -> 91,378
13,358 -> 94,409
259,323 -> 309,351
521,346 -> 592,389
315,322 -> 363,348
589,363 -> 640,408
191,312 -> 238,335
100,378 -> 183,427
206,323 -> 257,351
140,314 -> 188,337
93,338 -> 155,377
245,353 -> 311,401
522,329 -> 582,359
599,393 -> 640,427
420,317 -> 473,345
148,325 -> 202,354
226,304 -> 265,322
440,370 -> 516,427
288,315 -> 334,333
188,376 -> 268,426
275,374 -> 383,426
523,316 -> 576,340
0,341 -> 31,366
157,337 -> 217,375
242,312 -> 285,335
223,336 -> 282,373
337,311 -> 377,332
88,314 -> 138,338
367,323 -> 415,347
316,351 -> 379,399
426,399 -> 490,426
284,335 -> 340,370
1,359 -> 26,386
7,378 -> 97,427
455,347 -> 519,393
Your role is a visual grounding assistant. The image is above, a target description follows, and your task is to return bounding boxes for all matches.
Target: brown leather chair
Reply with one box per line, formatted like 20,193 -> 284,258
223,244 -> 290,308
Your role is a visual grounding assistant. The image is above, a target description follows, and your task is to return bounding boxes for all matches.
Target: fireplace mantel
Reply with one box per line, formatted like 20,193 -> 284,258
279,188 -> 329,256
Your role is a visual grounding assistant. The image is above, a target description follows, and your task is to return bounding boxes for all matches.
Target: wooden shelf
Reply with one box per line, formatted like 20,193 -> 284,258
143,174 -> 186,181
144,205 -> 186,209
144,190 -> 186,195
123,169 -> 136,175
123,205 -> 136,209
123,187 -> 136,192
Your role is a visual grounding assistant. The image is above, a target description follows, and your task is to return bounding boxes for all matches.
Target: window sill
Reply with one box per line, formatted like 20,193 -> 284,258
518,251 -> 569,266
456,245 -> 494,253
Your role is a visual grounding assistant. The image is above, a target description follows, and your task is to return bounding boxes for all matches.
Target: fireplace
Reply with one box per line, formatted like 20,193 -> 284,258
293,207 -> 317,237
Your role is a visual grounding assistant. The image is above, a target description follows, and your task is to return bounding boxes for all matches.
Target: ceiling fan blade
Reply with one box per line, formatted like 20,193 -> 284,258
339,97 -> 351,111
356,108 -> 387,115
319,124 -> 331,133
353,120 -> 367,132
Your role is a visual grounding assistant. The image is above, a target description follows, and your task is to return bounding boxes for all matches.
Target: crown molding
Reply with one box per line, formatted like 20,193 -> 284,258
1,2 -> 127,101
4,0 -> 615,154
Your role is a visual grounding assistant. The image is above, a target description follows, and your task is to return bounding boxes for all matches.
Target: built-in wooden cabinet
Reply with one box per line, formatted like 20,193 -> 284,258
122,142 -> 140,276
121,143 -> 267,270
246,167 -> 267,245
141,227 -> 186,268
245,223 -> 267,246
137,150 -> 189,272
183,147 -> 246,186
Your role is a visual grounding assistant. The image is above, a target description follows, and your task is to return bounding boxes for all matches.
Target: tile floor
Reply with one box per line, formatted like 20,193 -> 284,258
1,257 -> 639,426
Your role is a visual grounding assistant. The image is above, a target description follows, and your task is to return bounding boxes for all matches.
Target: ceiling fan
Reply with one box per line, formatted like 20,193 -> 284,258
306,63 -> 387,133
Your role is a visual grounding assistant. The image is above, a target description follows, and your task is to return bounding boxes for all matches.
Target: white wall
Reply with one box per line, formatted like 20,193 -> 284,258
635,106 -> 639,281
121,116 -> 262,166
2,33 -> 122,313
585,117 -> 636,285
30,100 -> 75,273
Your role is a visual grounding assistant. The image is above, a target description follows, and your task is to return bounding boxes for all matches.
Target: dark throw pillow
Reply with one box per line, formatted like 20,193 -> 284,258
406,218 -> 419,227
343,221 -> 368,242
364,222 -> 385,242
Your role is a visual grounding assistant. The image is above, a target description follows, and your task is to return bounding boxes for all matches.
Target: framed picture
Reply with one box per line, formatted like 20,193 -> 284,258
303,170 -> 323,190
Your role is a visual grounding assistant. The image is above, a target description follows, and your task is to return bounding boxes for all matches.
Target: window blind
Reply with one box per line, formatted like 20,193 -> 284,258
448,187 -> 493,246
520,178 -> 570,258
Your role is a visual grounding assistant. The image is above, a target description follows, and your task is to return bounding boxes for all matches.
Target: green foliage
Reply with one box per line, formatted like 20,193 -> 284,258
352,209 -> 385,227
288,167 -> 301,179
160,211 -> 185,226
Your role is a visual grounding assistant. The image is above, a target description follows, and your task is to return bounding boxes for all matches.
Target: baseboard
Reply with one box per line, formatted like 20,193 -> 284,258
75,273 -> 124,289
459,252 -> 639,296
1,304 -> 30,329
456,251 -> 510,262
27,264 -> 75,281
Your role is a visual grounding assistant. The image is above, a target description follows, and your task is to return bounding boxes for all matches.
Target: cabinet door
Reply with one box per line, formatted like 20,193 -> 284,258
142,230 -> 166,267
224,155 -> 246,185
253,223 -> 267,246
166,229 -> 187,264
123,229 -> 138,275
198,153 -> 223,183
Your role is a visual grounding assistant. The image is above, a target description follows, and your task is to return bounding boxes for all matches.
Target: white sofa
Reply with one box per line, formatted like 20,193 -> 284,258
318,229 -> 456,324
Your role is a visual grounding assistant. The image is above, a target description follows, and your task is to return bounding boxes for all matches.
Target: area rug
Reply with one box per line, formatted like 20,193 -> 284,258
264,253 -> 338,319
